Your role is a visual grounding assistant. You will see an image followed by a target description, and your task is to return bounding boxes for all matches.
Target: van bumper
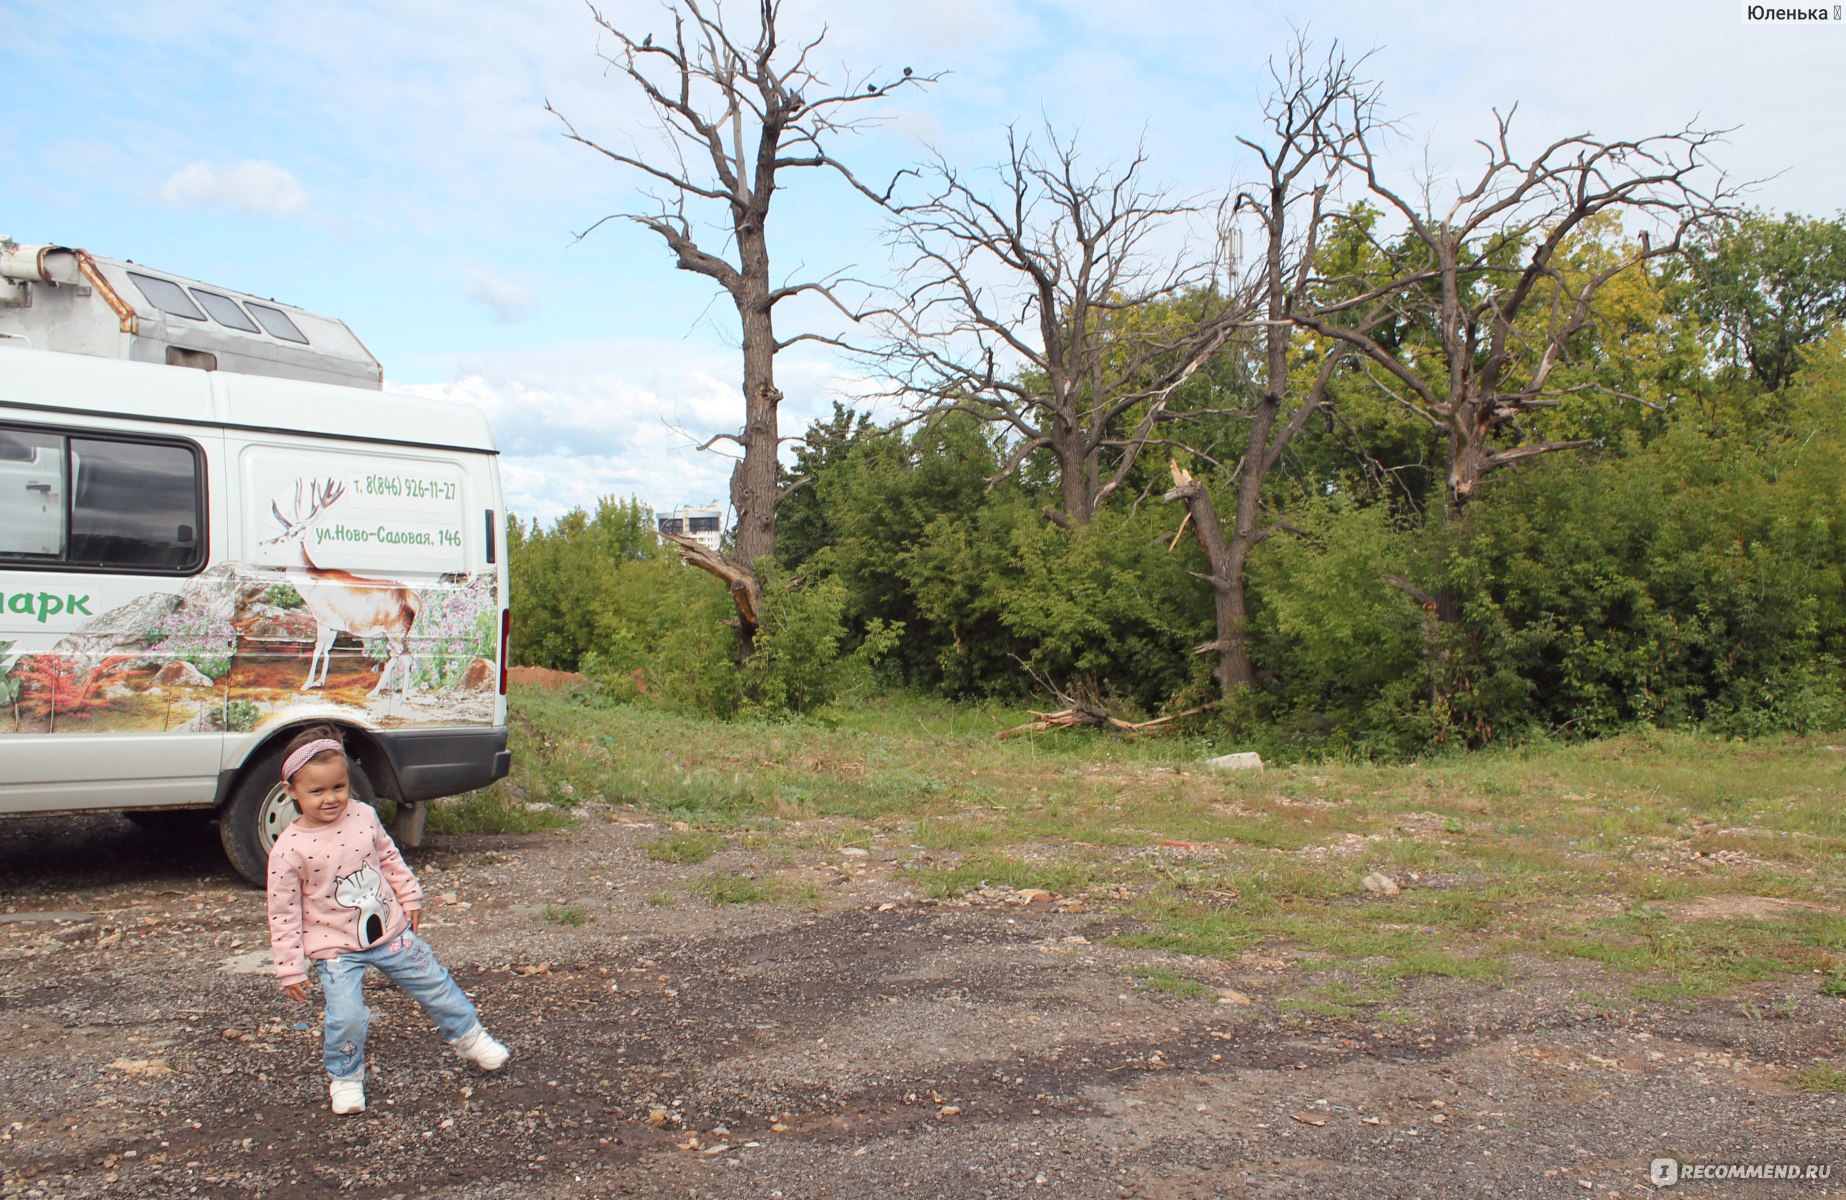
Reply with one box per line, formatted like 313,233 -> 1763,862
374,727 -> 511,802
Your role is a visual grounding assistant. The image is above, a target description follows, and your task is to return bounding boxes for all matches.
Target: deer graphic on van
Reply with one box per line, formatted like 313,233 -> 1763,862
263,478 -> 422,701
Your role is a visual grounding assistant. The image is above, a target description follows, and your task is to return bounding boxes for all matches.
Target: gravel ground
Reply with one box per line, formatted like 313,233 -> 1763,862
0,806 -> 1840,1200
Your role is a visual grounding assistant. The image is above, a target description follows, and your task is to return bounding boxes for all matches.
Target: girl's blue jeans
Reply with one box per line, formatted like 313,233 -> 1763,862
314,929 -> 481,1081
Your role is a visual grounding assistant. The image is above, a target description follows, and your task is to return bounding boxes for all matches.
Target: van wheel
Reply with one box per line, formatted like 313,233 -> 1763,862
219,748 -> 376,886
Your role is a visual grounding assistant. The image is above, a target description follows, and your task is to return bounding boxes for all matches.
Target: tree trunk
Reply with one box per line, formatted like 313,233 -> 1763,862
1165,463 -> 1251,697
731,227 -> 781,570
1056,440 -> 1095,526
1442,394 -> 1481,517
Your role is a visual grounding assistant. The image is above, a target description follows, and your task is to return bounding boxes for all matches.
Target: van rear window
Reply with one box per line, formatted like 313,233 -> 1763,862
0,424 -> 204,574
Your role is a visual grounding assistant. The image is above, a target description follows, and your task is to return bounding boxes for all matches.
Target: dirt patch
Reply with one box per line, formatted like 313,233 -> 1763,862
1,809 -> 1841,1199
506,666 -> 586,690
1667,895 -> 1839,921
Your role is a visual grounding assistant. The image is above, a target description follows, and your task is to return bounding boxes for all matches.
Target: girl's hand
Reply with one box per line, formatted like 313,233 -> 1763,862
408,909 -> 422,934
283,982 -> 309,1003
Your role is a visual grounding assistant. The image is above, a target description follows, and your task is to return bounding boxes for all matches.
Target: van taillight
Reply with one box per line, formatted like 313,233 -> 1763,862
499,608 -> 510,695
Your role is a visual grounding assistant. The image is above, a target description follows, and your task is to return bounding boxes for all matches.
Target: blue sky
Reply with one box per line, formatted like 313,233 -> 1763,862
5,0 -> 1842,524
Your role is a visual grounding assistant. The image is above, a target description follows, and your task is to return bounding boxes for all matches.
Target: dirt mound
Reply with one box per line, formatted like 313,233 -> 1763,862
506,666 -> 586,689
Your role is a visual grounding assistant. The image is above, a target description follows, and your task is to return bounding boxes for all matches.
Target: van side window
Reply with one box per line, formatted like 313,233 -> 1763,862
191,290 -> 262,333
0,428 -> 67,558
127,272 -> 208,322
245,302 -> 310,344
0,425 -> 204,572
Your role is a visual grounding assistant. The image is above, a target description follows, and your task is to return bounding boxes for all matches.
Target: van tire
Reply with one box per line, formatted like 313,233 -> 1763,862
219,748 -> 375,887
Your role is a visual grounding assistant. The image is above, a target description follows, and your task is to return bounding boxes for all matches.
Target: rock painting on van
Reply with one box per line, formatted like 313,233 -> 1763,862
0,475 -> 497,735
0,568 -> 497,734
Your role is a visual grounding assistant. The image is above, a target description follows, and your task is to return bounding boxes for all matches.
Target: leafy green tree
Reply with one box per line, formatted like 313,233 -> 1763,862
811,412 -> 1018,686
583,550 -> 742,716
741,568 -> 901,716
1678,209 -> 1846,392
1241,496 -> 1439,756
1453,337 -> 1846,739
507,498 -> 658,669
776,403 -> 873,573
989,505 -> 1214,711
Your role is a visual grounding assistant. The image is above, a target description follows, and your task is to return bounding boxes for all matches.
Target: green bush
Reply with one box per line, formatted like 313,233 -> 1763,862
1455,400 -> 1846,739
583,551 -> 741,717
742,568 -> 901,717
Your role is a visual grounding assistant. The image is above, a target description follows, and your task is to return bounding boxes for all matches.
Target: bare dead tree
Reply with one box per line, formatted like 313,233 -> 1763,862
881,125 -> 1243,527
1166,38 -> 1381,698
1297,109 -> 1736,517
550,0 -> 933,646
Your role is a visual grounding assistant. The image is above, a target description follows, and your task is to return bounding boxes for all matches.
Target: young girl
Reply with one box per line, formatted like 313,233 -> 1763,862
265,724 -> 509,1114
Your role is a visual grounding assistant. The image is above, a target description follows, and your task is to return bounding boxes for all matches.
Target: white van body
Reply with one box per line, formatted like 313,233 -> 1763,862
0,246 -> 509,884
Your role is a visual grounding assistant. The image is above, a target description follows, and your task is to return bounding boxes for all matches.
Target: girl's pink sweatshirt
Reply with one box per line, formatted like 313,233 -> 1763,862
265,802 -> 423,988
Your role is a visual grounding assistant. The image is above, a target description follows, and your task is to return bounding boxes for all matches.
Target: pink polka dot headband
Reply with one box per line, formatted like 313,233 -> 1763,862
282,739 -> 344,781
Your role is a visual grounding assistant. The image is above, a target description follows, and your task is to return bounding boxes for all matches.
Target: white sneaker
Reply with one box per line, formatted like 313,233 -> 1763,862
453,1027 -> 510,1070
329,1078 -> 366,1115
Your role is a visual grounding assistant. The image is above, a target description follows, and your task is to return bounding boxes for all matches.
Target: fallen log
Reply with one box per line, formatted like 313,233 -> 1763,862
995,701 -> 1218,740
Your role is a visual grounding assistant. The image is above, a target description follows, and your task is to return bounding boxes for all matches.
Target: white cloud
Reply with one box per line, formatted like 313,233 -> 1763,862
393,334 -> 890,527
462,271 -> 538,324
158,159 -> 310,217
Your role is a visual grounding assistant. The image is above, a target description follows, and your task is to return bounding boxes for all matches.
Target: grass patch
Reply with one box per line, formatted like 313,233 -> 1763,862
1127,966 -> 1216,1000
909,817 -> 1002,853
495,684 -> 1846,1001
646,831 -> 724,864
542,904 -> 588,926
903,851 -> 1105,899
1787,1062 -> 1846,1093
1114,895 -> 1262,960
690,873 -> 779,905
428,789 -> 574,836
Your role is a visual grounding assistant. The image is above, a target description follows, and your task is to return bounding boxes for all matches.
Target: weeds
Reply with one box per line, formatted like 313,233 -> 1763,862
428,789 -> 572,836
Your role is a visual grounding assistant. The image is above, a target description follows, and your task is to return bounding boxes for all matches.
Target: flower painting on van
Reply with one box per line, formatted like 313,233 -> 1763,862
10,653 -> 134,731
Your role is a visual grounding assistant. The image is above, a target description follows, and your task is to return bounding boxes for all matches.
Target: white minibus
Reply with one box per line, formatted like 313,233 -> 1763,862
1,242 -> 510,883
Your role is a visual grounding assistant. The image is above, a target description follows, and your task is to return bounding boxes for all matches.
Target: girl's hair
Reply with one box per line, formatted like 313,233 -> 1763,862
280,724 -> 346,782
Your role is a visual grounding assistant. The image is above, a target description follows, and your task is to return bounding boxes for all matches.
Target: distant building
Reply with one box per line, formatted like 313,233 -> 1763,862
657,503 -> 723,552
